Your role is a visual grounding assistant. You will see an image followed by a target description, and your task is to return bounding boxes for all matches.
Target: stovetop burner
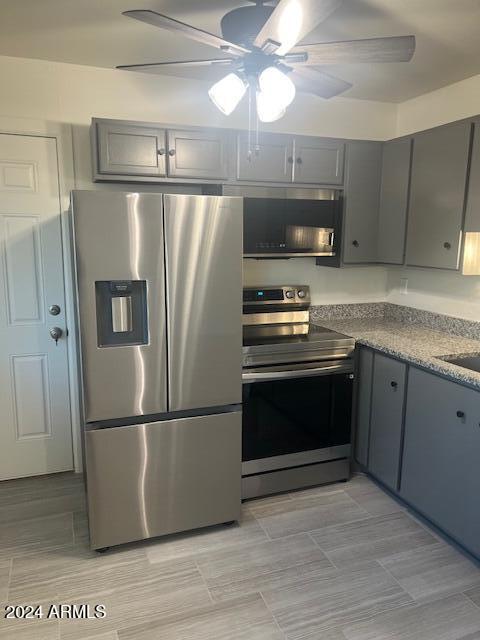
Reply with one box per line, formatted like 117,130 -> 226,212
242,285 -> 355,367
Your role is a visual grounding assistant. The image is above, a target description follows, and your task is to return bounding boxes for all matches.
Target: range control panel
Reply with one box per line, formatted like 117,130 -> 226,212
243,285 -> 310,306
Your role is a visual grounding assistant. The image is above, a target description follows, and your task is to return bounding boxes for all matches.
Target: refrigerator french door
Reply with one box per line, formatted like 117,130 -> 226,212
71,191 -> 242,549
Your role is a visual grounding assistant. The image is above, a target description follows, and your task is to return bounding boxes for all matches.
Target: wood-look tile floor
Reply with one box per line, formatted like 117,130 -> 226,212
0,472 -> 479,639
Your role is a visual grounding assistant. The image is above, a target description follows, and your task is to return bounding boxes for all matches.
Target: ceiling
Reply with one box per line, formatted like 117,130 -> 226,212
1,0 -> 480,102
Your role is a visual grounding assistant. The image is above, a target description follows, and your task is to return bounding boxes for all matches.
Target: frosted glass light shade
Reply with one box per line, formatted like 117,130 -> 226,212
259,66 -> 296,109
256,90 -> 285,122
208,73 -> 247,115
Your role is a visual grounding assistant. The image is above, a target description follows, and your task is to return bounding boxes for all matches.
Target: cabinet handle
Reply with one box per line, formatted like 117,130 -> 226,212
352,240 -> 359,247
158,148 -> 166,156
168,149 -> 176,157
390,381 -> 398,389
287,156 -> 294,164
456,410 -> 465,419
444,242 -> 452,250
296,157 -> 303,164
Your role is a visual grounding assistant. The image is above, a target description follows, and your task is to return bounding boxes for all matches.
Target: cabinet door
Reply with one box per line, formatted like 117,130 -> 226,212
401,368 -> 480,558
354,348 -> 374,467
406,122 -> 472,269
377,138 -> 412,264
96,121 -> 167,177
293,137 -> 345,185
464,120 -> 480,232
342,142 -> 382,263
368,354 -> 406,491
236,133 -> 293,183
167,129 -> 229,180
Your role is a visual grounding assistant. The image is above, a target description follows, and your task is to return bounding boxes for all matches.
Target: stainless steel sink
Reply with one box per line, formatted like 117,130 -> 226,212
440,353 -> 480,373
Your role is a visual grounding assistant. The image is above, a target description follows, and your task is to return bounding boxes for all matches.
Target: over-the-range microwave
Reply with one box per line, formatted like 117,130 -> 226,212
222,186 -> 343,260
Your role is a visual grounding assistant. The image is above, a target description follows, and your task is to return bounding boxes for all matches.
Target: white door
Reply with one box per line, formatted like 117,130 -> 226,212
0,133 -> 73,479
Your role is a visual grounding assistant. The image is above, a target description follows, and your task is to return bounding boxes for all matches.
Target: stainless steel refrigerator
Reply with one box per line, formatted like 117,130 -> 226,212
71,191 -> 243,550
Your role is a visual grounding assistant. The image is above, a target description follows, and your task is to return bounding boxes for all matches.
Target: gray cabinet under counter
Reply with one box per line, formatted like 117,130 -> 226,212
368,354 -> 406,491
400,366 -> 480,558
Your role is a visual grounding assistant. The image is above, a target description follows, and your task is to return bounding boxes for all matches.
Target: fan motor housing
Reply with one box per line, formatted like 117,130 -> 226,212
220,5 -> 274,48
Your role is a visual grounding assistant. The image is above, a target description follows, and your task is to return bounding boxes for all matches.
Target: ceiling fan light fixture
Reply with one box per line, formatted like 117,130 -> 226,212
259,66 -> 296,109
256,90 -> 286,123
208,72 -> 247,115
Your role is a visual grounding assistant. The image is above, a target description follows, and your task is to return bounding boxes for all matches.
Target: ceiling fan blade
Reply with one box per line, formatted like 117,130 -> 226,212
254,0 -> 342,55
123,10 -> 250,56
290,67 -> 352,99
290,35 -> 416,65
117,58 -> 236,72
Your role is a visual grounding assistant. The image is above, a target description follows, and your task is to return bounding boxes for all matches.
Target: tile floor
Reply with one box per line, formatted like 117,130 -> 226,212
0,472 -> 479,639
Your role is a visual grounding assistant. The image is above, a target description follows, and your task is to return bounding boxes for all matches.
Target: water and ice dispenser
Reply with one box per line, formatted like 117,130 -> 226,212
95,280 -> 148,347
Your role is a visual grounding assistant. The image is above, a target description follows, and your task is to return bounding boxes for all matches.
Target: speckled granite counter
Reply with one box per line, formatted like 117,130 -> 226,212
310,303 -> 480,390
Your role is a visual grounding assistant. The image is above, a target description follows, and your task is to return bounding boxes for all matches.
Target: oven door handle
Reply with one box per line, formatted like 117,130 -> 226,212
242,361 -> 353,383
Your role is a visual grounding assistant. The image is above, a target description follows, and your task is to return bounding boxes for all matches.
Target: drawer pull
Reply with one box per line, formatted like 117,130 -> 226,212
444,242 -> 452,250
456,410 -> 465,419
390,381 -> 398,389
352,240 -> 359,247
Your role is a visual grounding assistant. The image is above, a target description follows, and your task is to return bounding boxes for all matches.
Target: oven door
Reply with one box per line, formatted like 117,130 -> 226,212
242,360 -> 353,475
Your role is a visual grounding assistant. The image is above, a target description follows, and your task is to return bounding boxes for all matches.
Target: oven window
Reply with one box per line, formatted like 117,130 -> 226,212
242,374 -> 352,462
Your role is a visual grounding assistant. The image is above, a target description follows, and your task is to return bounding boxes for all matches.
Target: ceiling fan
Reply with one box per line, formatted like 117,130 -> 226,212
118,0 -> 416,122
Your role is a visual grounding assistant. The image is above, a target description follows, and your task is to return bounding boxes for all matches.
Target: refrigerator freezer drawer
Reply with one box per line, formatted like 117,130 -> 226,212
85,411 -> 241,549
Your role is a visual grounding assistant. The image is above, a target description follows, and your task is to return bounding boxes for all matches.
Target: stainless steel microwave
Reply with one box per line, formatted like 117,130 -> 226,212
222,186 -> 342,259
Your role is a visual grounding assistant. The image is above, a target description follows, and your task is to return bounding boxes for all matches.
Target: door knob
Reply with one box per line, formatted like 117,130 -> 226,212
168,149 -> 176,156
49,327 -> 63,345
352,240 -> 359,247
390,381 -> 398,389
49,304 -> 61,316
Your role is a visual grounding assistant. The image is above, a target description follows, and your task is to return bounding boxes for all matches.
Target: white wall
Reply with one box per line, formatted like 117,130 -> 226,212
244,260 -> 387,306
386,267 -> 480,321
396,72 -> 480,137
390,73 -> 480,320
0,54 -> 396,191
2,54 -> 480,315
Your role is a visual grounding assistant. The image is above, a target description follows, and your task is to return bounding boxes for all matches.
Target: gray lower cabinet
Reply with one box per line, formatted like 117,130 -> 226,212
342,141 -> 382,263
406,121 -> 472,269
400,367 -> 480,558
95,120 -> 167,177
236,132 -> 293,183
354,347 -> 374,467
368,354 -> 406,491
293,136 -> 345,185
377,138 -> 412,264
167,129 -> 229,180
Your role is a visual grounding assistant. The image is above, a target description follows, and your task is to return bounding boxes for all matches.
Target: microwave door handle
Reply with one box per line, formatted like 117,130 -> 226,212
242,362 -> 352,383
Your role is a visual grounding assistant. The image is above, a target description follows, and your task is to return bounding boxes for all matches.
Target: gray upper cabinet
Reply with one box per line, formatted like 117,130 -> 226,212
464,120 -> 480,233
236,132 -> 293,183
96,120 -> 167,177
354,347 -> 374,467
401,367 -> 480,558
167,129 -> 229,180
377,138 -> 412,264
368,354 -> 406,491
342,141 -> 382,264
406,121 -> 472,269
293,137 -> 344,185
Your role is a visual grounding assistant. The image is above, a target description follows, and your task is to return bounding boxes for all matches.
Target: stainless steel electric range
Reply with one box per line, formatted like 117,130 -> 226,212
242,285 -> 356,499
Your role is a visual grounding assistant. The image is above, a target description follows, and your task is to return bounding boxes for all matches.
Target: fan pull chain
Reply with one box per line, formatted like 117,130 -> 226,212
247,84 -> 253,162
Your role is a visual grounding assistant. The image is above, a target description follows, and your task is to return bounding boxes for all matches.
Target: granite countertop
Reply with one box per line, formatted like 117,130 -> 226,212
310,306 -> 480,390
